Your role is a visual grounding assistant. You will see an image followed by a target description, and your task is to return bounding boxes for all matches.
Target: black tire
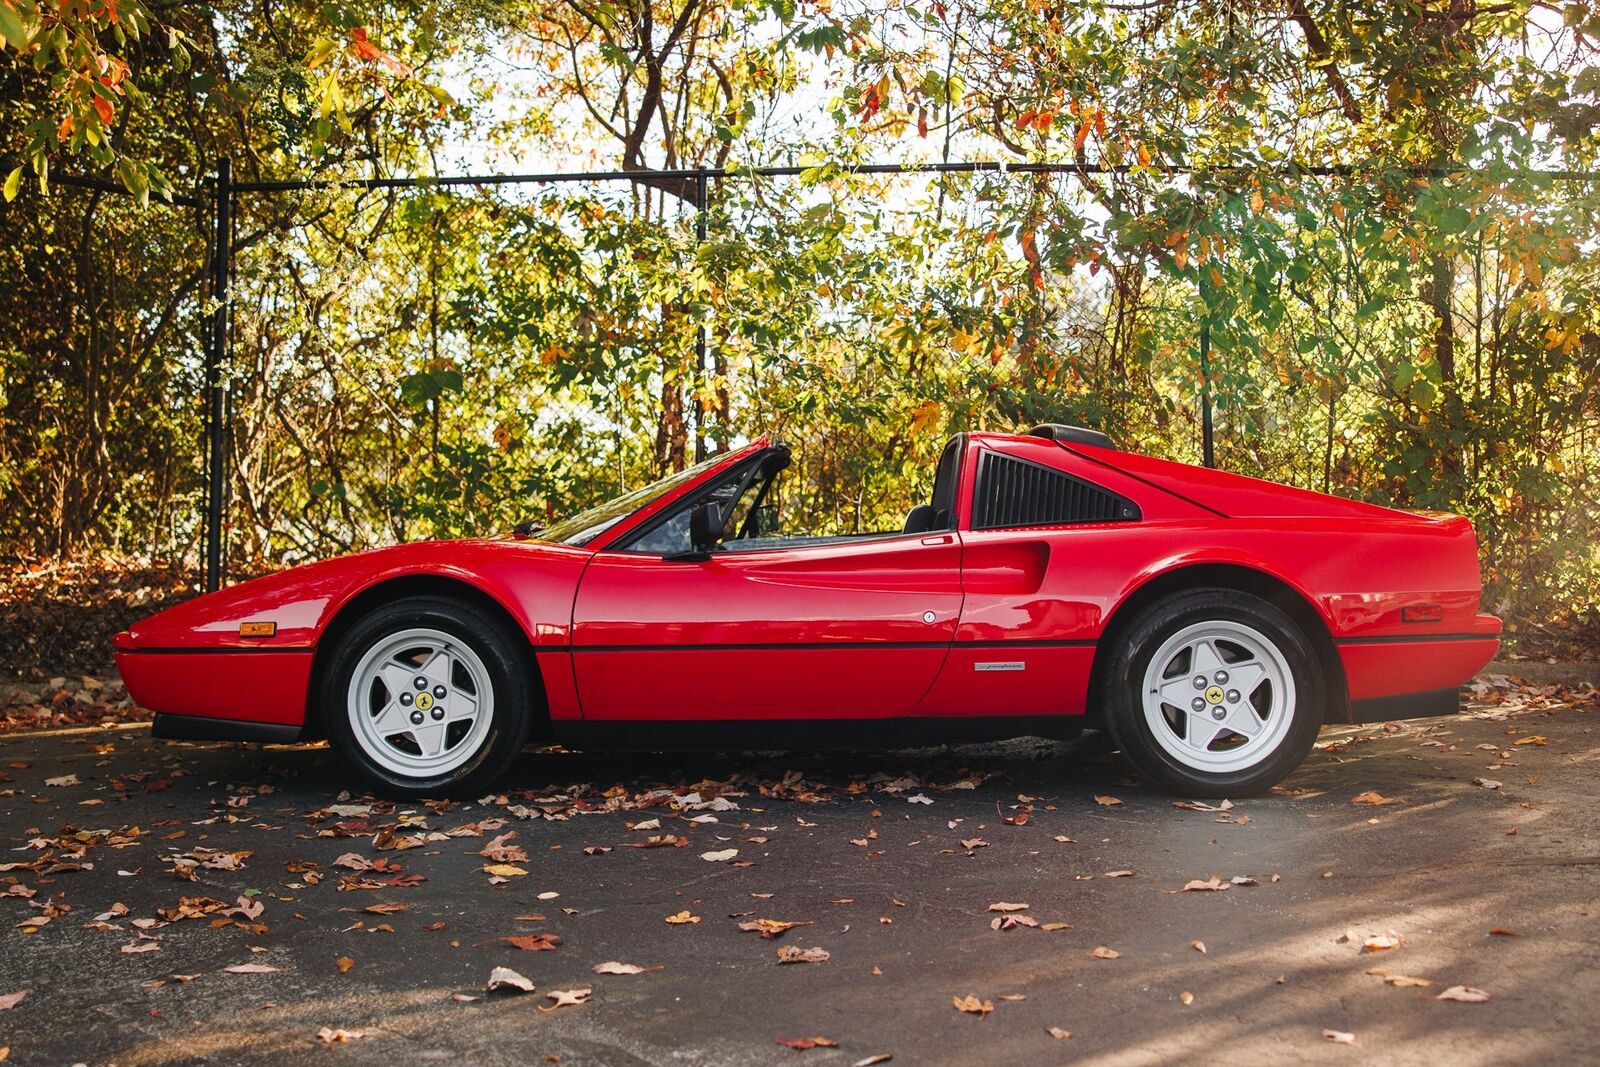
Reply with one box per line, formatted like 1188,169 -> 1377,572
321,595 -> 537,799
1100,588 -> 1324,797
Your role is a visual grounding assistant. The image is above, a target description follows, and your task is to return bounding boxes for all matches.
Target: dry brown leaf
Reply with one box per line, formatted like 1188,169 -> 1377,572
1046,1025 -> 1072,1039
1105,870 -> 1134,878
336,957 -> 355,974
485,966 -> 535,993
478,832 -> 527,864
1179,875 -> 1229,893
1436,985 -> 1491,1002
315,1027 -> 367,1045
987,901 -> 1029,912
592,961 -> 658,974
1090,946 -> 1121,959
776,945 -> 830,964
1093,795 -> 1122,806
851,1056 -> 893,1066
738,919 -> 812,939
960,838 -> 988,850
953,994 -> 993,1016
1352,790 -> 1401,806
504,933 -> 561,952
0,991 -> 25,1011
222,963 -> 279,974
120,941 -> 160,954
540,987 -> 591,1010
777,1036 -> 839,1050
1179,991 -> 1195,1005
700,848 -> 739,862
1362,933 -> 1401,952
1190,940 -> 1207,954
665,911 -> 700,925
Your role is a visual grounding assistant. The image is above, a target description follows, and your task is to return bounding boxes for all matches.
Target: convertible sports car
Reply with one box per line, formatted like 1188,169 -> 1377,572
116,425 -> 1501,798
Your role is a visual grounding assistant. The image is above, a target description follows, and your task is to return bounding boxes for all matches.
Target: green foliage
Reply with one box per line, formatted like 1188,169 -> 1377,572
2,0 -> 1600,630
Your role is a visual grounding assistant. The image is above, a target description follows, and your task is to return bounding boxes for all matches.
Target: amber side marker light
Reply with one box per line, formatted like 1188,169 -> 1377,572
1400,605 -> 1444,624
239,622 -> 277,638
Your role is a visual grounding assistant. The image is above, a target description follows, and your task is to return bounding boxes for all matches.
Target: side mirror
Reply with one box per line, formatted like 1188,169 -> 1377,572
688,501 -> 723,553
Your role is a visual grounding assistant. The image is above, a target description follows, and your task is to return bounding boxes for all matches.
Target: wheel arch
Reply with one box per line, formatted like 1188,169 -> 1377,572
305,573 -> 547,740
1086,562 -> 1348,725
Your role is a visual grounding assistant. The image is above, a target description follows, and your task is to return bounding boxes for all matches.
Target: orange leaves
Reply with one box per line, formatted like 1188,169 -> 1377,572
348,28 -> 412,78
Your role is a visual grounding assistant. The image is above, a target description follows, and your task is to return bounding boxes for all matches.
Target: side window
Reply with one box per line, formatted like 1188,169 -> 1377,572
617,469 -> 750,555
971,451 -> 1140,529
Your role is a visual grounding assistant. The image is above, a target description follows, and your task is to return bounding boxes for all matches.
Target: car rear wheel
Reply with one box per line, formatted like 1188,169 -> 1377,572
323,596 -> 535,798
1101,589 -> 1324,796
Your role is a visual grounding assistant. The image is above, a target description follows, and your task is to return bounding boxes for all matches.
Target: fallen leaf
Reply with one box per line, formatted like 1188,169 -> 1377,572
1472,777 -> 1503,790
44,775 -> 79,788
700,848 -> 739,862
776,945 -> 830,964
987,902 -> 1029,913
1090,946 -> 1121,959
1323,1029 -> 1356,1044
1093,795 -> 1122,806
0,991 -> 25,1011
478,832 -> 528,863
1362,933 -> 1401,952
1179,875 -> 1229,893
1352,790 -> 1401,806
223,963 -> 279,974
481,864 -> 527,878
1046,1026 -> 1071,1039
486,966 -> 535,994
591,961 -> 659,974
738,919 -> 813,939
1191,940 -> 1207,954
960,838 -> 988,850
777,1036 -> 839,1050
540,988 -> 591,1010
851,1056 -> 893,1066
1105,870 -> 1134,878
120,941 -> 161,954
1489,927 -> 1518,937
952,994 -> 993,1015
665,911 -> 700,925
504,933 -> 562,952
315,1027 -> 367,1045
336,957 -> 355,974
1180,991 -> 1195,1005
1436,985 -> 1491,1002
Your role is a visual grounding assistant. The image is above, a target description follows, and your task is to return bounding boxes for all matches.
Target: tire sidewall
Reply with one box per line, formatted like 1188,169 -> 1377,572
322,597 -> 533,798
1104,589 -> 1324,796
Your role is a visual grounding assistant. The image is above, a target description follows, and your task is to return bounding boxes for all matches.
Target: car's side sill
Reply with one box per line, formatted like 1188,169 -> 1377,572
548,715 -> 1085,751
152,713 -> 305,744
1346,688 -> 1462,724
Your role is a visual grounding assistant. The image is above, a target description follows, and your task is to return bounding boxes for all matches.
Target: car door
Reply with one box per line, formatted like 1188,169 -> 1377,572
570,532 -> 964,721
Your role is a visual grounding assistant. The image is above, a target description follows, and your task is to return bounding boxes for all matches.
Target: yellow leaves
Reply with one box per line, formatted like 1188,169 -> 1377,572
1137,143 -> 1152,167
953,994 -> 994,1016
480,863 -> 527,878
909,400 -> 942,435
664,910 -> 700,925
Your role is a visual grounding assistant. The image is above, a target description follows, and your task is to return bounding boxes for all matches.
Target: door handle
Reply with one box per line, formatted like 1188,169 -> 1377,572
920,534 -> 954,546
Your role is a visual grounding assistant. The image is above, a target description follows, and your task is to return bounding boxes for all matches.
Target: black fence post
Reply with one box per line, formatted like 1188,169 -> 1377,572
203,159 -> 232,592
1199,321 -> 1215,469
693,167 -> 708,463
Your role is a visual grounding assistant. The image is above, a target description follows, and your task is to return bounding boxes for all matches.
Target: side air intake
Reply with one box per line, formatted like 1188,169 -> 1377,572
972,452 -> 1140,529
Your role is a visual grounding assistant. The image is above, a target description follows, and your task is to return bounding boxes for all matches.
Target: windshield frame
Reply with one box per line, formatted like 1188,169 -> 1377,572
535,440 -> 766,548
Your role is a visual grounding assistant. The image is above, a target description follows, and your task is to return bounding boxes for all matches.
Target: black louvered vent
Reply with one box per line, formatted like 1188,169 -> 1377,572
972,452 -> 1140,529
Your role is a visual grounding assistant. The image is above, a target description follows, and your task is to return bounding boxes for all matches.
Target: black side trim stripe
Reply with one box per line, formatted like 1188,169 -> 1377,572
119,646 -> 315,655
568,639 -> 1096,653
1335,633 -> 1497,646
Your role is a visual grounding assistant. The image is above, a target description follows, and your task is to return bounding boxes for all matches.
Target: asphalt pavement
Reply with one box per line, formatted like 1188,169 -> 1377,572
0,678 -> 1595,1066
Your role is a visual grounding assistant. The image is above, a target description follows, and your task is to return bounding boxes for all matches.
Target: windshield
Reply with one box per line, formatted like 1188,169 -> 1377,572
537,452 -> 732,546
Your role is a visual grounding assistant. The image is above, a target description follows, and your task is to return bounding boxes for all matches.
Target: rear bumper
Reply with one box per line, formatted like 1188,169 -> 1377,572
115,647 -> 314,731
1332,625 -> 1499,724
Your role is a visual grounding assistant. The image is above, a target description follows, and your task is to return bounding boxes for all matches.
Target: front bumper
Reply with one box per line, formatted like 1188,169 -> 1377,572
115,645 -> 314,734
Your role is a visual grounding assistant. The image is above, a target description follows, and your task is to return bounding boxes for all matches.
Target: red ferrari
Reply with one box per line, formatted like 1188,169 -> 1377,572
116,426 -> 1500,798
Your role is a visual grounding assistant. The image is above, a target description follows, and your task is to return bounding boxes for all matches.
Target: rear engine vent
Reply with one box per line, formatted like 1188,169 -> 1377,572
972,452 -> 1140,529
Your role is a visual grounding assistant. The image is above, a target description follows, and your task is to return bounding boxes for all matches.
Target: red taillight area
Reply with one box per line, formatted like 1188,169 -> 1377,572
1400,604 -> 1445,624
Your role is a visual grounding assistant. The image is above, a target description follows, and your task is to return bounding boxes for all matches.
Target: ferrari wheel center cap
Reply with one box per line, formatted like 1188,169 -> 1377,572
415,692 -> 434,711
1204,685 -> 1225,706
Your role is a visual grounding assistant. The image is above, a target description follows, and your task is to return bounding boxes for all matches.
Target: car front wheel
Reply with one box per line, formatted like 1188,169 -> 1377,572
323,596 -> 535,798
1101,588 -> 1325,796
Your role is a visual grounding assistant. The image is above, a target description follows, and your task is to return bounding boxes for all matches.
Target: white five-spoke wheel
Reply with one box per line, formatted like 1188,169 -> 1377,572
323,596 -> 537,798
1103,588 -> 1325,796
1141,620 -> 1296,774
347,627 -> 495,778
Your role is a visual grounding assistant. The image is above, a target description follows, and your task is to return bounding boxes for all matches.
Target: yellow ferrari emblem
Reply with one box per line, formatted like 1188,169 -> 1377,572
415,692 -> 434,711
1204,685 -> 1225,705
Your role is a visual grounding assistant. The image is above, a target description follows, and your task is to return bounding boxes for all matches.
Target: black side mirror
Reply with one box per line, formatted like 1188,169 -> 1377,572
688,501 -> 723,553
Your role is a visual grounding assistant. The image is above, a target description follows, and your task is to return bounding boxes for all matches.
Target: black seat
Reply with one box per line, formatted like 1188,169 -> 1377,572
902,435 -> 965,533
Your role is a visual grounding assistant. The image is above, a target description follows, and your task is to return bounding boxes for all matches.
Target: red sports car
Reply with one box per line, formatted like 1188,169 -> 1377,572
116,426 -> 1500,798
